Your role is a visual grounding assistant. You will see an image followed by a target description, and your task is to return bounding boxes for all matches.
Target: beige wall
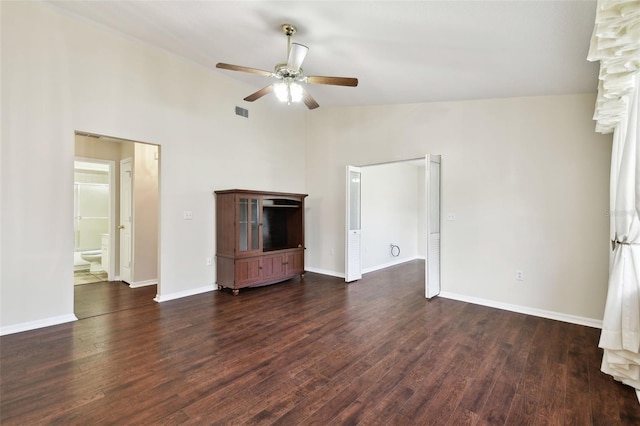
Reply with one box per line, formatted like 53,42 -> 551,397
133,143 -> 159,284
1,2 -> 306,332
0,1 -> 613,333
305,95 -> 612,323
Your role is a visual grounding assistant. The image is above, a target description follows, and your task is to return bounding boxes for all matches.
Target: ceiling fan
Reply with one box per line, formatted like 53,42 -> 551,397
216,24 -> 358,110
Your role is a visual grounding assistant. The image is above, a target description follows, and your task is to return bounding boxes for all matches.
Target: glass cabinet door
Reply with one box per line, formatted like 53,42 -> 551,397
250,198 -> 260,251
238,197 -> 261,253
239,198 -> 249,251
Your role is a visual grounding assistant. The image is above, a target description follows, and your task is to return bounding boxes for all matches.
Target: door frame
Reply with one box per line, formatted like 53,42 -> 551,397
345,155 -> 441,294
120,157 -> 133,284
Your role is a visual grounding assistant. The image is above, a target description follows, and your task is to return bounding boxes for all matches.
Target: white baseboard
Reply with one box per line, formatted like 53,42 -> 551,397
129,279 -> 157,288
306,257 -> 423,279
154,285 -> 216,303
439,291 -> 603,329
362,256 -> 420,275
0,314 -> 78,336
304,266 -> 345,279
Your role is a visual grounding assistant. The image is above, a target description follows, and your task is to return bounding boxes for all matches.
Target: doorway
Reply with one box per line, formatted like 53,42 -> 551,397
74,132 -> 160,317
73,159 -> 114,285
345,156 -> 441,297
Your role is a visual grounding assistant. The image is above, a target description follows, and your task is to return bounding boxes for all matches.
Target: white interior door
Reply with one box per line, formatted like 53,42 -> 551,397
120,158 -> 133,284
346,165 -> 362,282
425,155 -> 441,298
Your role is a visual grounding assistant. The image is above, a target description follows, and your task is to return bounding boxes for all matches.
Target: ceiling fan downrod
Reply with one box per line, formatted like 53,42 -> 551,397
282,24 -> 297,59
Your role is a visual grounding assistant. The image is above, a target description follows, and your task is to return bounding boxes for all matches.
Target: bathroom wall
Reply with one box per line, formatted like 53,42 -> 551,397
74,167 -> 109,252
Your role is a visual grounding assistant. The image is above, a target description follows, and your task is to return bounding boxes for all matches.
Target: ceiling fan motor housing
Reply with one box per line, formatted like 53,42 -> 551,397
274,63 -> 302,80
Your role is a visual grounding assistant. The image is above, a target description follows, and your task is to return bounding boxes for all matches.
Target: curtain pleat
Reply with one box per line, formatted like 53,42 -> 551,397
600,79 -> 640,395
588,0 -> 640,134
588,0 -> 640,403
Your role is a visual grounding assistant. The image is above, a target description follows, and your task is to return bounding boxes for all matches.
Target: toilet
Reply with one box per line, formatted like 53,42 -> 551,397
80,250 -> 103,272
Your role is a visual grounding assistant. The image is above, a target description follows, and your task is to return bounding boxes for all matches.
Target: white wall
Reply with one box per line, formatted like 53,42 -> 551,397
0,1 -> 613,332
305,95 -> 612,323
361,162 -> 420,272
0,2 -> 306,333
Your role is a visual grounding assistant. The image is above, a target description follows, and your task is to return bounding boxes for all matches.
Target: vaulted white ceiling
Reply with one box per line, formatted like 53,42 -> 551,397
46,0 -> 600,108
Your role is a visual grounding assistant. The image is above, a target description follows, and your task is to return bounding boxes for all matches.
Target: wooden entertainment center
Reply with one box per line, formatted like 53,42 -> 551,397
214,189 -> 307,295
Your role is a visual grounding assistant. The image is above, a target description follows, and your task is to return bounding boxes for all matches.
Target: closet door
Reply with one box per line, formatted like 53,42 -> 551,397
346,165 -> 362,282
425,155 -> 441,298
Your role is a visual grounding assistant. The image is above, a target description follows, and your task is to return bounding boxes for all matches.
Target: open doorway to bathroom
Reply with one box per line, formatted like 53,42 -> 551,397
74,132 -> 160,319
74,159 -> 113,285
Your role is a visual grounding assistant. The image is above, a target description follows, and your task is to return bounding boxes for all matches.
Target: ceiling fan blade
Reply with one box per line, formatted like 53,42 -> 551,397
302,89 -> 320,110
306,76 -> 359,87
287,43 -> 309,72
244,85 -> 274,102
216,63 -> 272,77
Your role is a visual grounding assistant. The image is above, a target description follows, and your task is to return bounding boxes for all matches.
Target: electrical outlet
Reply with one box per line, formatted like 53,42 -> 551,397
516,270 -> 524,281
206,257 -> 212,266
447,213 -> 456,221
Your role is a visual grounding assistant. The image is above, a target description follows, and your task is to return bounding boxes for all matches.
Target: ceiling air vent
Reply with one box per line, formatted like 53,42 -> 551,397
235,106 -> 249,118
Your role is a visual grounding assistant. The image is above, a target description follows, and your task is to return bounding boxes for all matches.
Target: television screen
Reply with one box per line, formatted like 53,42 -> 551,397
263,208 -> 288,251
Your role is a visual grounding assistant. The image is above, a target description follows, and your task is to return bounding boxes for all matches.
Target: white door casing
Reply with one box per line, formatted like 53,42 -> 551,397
346,165 -> 362,282
426,155 -> 441,299
120,158 -> 133,284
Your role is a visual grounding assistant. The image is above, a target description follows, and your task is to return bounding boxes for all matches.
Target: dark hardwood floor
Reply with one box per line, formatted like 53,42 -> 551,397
74,281 -> 157,319
1,261 -> 639,425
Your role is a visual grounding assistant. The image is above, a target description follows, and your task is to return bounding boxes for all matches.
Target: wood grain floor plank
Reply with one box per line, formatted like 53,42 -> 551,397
1,261 -> 639,425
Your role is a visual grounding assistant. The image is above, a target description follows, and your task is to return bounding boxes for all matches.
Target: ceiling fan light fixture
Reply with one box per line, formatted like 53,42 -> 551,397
216,23 -> 357,110
274,82 -> 289,102
290,82 -> 303,102
274,81 -> 303,104
287,43 -> 309,72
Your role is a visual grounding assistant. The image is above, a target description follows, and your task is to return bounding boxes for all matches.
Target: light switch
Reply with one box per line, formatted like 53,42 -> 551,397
447,213 -> 456,221
183,211 -> 193,220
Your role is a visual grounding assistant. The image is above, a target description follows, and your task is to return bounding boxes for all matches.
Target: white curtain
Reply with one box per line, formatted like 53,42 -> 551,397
588,0 -> 640,403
